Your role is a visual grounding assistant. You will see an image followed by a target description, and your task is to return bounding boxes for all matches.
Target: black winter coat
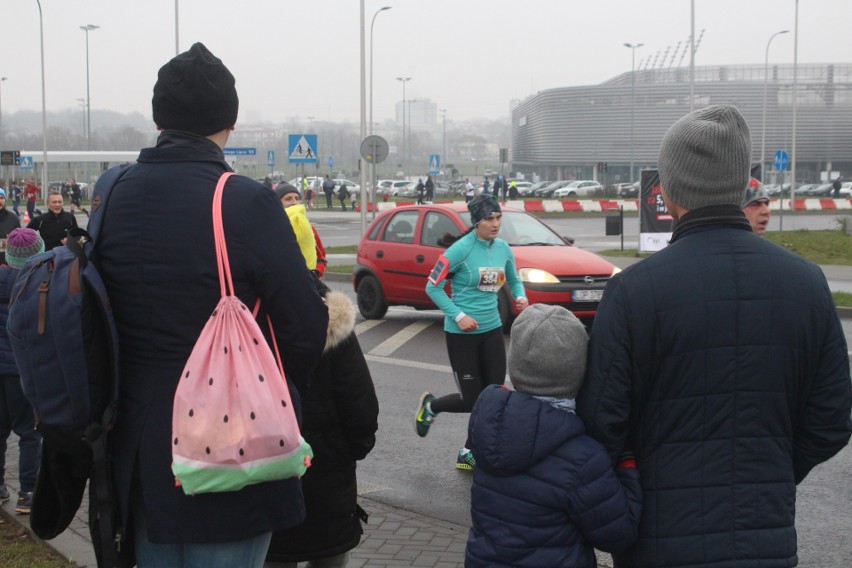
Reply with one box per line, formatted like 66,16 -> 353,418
0,208 -> 21,265
0,267 -> 19,375
267,290 -> 379,562
97,131 -> 329,545
28,209 -> 77,250
578,206 -> 852,568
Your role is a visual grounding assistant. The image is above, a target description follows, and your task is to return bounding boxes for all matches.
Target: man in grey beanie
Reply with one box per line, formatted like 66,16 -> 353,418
578,105 -> 851,567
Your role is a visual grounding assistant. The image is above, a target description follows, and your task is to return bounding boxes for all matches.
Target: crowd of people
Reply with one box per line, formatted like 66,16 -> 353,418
0,43 -> 850,568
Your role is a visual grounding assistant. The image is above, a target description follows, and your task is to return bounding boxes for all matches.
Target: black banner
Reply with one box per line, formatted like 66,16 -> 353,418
638,169 -> 673,252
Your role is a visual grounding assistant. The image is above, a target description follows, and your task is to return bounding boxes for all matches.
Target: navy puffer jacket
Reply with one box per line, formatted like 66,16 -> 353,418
466,385 -> 642,568
578,206 -> 852,567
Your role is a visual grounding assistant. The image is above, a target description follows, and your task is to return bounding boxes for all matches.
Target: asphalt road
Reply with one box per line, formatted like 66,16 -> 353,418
325,276 -> 852,567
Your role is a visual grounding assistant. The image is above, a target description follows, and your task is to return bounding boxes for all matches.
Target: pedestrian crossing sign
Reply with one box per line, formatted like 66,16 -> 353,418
429,154 -> 440,175
288,134 -> 318,164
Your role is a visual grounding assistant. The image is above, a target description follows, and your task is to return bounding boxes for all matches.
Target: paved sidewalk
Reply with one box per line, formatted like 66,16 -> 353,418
2,440 -> 616,567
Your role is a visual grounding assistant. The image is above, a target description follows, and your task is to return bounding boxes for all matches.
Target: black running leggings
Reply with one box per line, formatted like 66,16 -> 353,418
430,327 -> 506,446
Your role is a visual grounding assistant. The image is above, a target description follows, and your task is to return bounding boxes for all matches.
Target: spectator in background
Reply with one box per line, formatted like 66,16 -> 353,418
833,176 -> 842,199
274,183 -> 328,278
27,190 -> 77,250
0,190 -> 21,265
23,181 -> 39,220
8,181 -> 22,218
425,175 -> 435,203
742,180 -> 771,235
322,175 -> 335,209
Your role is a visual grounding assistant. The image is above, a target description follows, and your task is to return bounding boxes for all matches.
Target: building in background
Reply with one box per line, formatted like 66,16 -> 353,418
511,63 -> 852,185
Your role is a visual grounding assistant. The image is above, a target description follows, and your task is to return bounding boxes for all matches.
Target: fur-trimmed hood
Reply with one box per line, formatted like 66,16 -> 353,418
324,290 -> 356,352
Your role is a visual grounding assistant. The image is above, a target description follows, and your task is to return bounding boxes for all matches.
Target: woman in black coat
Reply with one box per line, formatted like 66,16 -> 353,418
266,287 -> 379,568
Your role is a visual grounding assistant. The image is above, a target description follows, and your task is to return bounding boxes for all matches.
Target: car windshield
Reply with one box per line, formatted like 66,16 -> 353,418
458,211 -> 566,246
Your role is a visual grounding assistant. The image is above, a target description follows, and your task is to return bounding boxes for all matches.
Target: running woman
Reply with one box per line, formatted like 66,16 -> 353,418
415,194 -> 528,470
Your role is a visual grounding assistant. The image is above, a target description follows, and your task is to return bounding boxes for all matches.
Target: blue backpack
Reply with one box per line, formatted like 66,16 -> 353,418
7,163 -> 130,566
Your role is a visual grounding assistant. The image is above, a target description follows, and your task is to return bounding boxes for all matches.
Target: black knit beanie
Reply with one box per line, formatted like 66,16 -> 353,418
152,42 -> 239,136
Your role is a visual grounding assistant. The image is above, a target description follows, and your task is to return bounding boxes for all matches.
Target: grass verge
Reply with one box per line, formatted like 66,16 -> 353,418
0,511 -> 83,568
600,230 -> 852,307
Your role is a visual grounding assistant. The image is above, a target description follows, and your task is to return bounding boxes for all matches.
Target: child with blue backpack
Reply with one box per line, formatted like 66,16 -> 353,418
0,228 -> 45,514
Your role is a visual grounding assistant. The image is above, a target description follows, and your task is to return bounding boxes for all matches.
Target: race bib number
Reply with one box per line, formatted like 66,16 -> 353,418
478,267 -> 505,292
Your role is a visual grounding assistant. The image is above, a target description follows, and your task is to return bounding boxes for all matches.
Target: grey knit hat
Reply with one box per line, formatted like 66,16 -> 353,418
509,304 -> 587,399
658,105 -> 752,210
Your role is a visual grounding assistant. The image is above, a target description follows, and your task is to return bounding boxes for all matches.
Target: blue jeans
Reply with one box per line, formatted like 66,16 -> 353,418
0,375 -> 42,493
133,498 -> 272,568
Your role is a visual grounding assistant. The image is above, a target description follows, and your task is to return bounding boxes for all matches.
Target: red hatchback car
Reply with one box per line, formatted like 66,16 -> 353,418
353,203 -> 620,329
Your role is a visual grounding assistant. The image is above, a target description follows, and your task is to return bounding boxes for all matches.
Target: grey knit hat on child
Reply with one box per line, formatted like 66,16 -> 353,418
658,104 -> 752,211
509,304 -> 588,400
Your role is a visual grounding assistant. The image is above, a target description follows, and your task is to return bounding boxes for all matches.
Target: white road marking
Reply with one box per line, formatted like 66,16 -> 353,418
368,319 -> 434,357
364,353 -> 451,373
355,319 -> 385,335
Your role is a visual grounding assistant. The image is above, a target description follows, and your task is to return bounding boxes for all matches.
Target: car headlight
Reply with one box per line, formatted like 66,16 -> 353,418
518,268 -> 560,283
611,266 -> 622,276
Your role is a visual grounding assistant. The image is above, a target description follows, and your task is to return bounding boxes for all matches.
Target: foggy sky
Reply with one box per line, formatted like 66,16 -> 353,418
1,0 -> 850,126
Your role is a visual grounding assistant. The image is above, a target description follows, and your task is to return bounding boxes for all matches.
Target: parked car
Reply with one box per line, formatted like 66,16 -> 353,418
534,180 -> 572,197
510,181 -> 534,195
616,181 -> 640,198
524,181 -> 553,197
354,203 -> 620,330
806,183 -> 834,196
840,182 -> 852,197
379,179 -> 412,196
553,180 -> 603,198
794,183 -> 818,196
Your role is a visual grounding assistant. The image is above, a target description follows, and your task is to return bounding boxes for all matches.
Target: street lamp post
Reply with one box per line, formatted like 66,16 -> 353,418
407,98 -> 416,163
37,0 -> 48,196
369,6 -> 391,219
80,24 -> 99,150
624,42 -> 643,184
760,30 -> 789,185
396,77 -> 410,169
440,108 -> 447,171
0,77 -> 6,147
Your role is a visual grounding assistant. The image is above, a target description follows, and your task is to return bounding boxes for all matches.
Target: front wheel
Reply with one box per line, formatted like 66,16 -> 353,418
357,275 -> 388,319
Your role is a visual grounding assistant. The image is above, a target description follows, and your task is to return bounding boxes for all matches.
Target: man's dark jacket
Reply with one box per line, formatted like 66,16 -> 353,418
28,209 -> 77,250
0,208 -> 21,265
578,206 -> 852,568
97,131 -> 328,545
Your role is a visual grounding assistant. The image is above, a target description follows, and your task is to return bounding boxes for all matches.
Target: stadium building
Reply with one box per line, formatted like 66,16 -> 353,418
511,63 -> 852,185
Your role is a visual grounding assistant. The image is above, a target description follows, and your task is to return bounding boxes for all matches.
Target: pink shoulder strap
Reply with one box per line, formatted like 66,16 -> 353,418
213,172 -> 236,297
214,172 -> 286,378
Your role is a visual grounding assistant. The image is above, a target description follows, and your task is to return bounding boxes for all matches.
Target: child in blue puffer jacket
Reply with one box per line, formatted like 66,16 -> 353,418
466,304 -> 641,568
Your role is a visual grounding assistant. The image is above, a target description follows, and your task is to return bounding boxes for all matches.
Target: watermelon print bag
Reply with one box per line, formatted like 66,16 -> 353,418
171,172 -> 313,495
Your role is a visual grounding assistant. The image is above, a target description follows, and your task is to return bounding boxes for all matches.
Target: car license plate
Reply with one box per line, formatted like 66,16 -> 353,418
574,289 -> 603,302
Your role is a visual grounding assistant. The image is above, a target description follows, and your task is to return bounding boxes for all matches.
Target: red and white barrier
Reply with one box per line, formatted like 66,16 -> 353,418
357,198 -> 852,214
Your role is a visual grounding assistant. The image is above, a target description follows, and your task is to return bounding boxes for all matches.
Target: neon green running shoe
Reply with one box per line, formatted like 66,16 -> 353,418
456,449 -> 476,471
415,392 -> 437,437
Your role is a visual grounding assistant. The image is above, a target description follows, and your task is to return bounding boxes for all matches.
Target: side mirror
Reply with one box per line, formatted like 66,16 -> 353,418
562,235 -> 575,245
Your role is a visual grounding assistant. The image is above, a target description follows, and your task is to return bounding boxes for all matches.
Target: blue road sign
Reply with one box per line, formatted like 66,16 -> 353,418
328,155 -> 334,169
774,150 -> 789,171
19,156 -> 33,170
223,147 -> 257,156
267,150 -> 275,167
429,154 -> 440,175
288,134 -> 318,164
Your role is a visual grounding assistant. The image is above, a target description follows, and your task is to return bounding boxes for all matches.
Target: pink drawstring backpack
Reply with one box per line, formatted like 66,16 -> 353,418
171,172 -> 312,495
